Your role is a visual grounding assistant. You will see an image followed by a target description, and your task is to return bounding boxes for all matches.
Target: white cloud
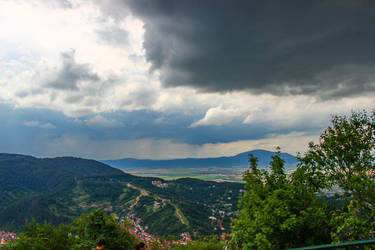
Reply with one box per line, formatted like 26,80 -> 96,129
0,0 -> 151,117
84,115 -> 123,128
190,93 -> 375,131
190,106 -> 243,127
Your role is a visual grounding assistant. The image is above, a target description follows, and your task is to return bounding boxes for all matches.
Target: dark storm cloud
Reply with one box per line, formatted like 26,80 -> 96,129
47,50 -> 100,91
125,0 -> 375,98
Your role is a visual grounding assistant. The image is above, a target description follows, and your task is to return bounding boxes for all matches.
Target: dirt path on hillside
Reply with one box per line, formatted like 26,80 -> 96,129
127,184 -> 149,210
127,183 -> 188,226
170,203 -> 189,226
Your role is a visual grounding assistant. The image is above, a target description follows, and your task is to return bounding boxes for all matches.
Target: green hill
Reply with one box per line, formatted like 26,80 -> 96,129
0,153 -> 243,236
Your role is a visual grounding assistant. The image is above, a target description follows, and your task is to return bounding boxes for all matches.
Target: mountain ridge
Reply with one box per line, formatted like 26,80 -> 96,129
102,149 -> 298,170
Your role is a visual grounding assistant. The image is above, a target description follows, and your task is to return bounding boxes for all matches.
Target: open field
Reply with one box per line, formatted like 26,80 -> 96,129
123,168 -> 247,182
123,167 -> 297,183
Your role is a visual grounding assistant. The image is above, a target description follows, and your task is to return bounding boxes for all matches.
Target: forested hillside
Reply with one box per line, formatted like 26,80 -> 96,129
0,154 -> 243,236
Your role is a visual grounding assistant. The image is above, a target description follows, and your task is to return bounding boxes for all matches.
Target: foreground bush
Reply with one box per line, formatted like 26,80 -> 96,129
3,210 -> 137,250
231,150 -> 332,249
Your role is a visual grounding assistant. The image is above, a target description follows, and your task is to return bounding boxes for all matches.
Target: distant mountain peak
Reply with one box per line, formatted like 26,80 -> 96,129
102,149 -> 298,170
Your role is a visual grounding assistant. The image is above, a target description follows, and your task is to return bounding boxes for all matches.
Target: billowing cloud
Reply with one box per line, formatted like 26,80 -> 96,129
0,1 -> 149,116
46,50 -> 100,91
190,107 -> 243,127
122,0 -> 375,98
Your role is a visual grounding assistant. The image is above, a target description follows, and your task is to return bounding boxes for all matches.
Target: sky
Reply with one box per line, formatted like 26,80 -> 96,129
0,0 -> 374,160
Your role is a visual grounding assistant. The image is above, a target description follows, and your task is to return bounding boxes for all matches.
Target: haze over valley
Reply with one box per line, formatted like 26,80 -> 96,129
103,149 -> 298,182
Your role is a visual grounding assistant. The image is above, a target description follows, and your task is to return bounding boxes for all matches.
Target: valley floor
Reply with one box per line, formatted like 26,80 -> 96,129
123,168 -> 246,182
123,167 -> 296,182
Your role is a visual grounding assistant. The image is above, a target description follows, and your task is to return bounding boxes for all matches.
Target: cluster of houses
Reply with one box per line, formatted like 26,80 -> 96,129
209,209 -> 233,231
154,198 -> 167,210
126,212 -> 154,245
204,188 -> 245,232
124,212 -> 192,247
151,180 -> 168,189
0,231 -> 17,249
179,232 -> 191,244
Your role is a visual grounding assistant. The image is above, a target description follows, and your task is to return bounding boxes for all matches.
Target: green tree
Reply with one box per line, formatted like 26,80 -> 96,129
3,210 -> 137,250
231,150 -> 331,249
3,219 -> 73,250
73,210 -> 136,249
299,110 -> 375,242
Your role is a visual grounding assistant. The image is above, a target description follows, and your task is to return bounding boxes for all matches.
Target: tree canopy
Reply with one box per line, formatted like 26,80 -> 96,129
232,110 -> 375,249
231,149 -> 331,249
3,210 -> 137,250
299,110 -> 375,242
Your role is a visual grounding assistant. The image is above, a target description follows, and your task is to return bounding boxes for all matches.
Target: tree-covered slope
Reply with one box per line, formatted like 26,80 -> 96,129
0,154 -> 243,236
0,153 -> 126,192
